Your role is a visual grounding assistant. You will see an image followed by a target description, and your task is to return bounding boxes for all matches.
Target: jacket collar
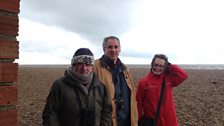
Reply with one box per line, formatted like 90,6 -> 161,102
99,55 -> 127,71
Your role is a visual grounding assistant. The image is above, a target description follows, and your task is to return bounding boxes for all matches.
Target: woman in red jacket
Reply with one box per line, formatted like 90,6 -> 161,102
136,54 -> 188,126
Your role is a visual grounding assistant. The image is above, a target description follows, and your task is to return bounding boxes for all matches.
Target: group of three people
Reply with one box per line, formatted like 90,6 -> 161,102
42,36 -> 188,126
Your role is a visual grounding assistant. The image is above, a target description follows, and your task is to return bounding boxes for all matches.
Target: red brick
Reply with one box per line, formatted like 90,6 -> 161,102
0,63 -> 18,82
0,40 -> 19,59
0,109 -> 18,126
0,0 -> 20,14
0,85 -> 18,106
0,0 -> 19,125
0,15 -> 19,36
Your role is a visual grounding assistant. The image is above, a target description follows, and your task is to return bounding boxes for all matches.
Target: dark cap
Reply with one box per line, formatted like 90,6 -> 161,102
71,48 -> 94,65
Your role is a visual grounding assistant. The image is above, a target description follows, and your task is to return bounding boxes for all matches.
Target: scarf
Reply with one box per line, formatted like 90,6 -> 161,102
67,66 -> 93,90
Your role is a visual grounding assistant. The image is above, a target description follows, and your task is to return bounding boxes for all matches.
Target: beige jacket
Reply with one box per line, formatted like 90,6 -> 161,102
94,59 -> 138,126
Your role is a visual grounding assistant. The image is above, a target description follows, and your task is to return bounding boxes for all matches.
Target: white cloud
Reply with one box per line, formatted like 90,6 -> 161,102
17,19 -> 95,64
17,0 -> 224,64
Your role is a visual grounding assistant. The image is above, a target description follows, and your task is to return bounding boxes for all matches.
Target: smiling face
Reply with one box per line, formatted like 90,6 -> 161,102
103,38 -> 121,64
151,58 -> 166,75
74,63 -> 93,76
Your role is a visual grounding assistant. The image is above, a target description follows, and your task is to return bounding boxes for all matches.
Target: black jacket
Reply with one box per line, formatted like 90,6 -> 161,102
42,72 -> 112,126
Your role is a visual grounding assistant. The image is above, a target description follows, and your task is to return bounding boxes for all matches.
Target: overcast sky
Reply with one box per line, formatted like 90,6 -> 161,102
17,0 -> 224,65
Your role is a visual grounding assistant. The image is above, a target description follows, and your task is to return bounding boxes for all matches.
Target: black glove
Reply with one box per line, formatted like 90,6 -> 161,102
165,62 -> 171,73
167,62 -> 171,66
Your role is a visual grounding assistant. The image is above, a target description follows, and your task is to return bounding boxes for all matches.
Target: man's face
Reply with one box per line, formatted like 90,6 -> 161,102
74,63 -> 93,76
103,38 -> 121,63
152,58 -> 166,75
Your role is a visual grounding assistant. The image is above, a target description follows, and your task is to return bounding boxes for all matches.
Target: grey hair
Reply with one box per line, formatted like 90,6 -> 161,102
102,36 -> 120,49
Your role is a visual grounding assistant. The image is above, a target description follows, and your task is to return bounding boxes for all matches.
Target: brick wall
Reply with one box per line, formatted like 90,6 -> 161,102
0,0 -> 20,126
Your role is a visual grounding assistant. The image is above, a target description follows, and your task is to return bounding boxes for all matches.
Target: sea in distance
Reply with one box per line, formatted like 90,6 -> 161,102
19,64 -> 224,70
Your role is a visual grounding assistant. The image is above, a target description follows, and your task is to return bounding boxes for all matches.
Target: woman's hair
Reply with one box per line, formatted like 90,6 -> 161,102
151,54 -> 169,71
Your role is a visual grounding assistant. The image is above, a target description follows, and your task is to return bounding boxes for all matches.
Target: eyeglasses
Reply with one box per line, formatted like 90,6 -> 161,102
153,63 -> 165,68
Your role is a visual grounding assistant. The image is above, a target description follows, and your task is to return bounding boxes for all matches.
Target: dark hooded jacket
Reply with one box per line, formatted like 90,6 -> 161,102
42,70 -> 112,126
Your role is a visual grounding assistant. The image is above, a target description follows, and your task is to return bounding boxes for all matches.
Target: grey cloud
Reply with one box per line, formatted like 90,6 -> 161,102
20,0 -> 138,42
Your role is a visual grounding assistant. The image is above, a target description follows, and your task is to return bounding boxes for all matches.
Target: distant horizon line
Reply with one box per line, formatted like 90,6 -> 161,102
18,63 -> 224,65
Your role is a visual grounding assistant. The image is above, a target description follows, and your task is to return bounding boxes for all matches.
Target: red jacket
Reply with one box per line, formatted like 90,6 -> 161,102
136,64 -> 188,126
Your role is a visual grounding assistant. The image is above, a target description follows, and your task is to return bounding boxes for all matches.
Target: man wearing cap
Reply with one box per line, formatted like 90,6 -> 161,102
42,48 -> 112,126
